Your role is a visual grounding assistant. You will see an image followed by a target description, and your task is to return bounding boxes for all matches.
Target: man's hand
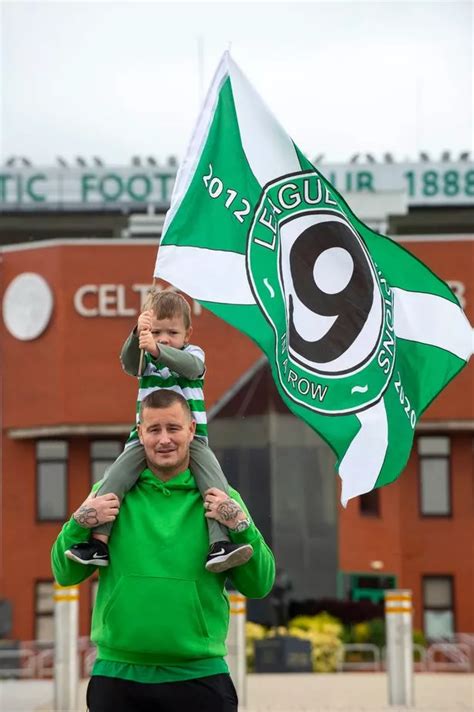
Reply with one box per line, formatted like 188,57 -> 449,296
138,329 -> 159,357
204,488 -> 248,530
73,493 -> 120,528
137,310 -> 153,334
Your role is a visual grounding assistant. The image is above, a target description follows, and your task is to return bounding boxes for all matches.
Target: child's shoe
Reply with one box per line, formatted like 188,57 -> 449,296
65,540 -> 109,567
205,541 -> 253,573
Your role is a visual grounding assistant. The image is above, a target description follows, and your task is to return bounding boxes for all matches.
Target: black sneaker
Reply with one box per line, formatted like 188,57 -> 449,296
205,541 -> 253,574
65,540 -> 109,567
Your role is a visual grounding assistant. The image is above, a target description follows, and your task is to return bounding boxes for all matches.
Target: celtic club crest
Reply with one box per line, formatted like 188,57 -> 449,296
246,171 -> 396,415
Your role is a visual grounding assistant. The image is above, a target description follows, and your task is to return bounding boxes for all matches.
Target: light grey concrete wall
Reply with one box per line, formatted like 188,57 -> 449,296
209,412 -> 338,604
268,412 -> 338,600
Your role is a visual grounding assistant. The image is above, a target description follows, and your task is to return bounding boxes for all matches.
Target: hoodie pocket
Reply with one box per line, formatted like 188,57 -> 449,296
101,575 -> 209,656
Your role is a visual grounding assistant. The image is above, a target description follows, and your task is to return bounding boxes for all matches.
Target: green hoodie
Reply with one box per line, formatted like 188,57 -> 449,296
51,467 -> 275,665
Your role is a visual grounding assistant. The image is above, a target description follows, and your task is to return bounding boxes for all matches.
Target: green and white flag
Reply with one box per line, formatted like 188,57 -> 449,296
154,52 -> 473,505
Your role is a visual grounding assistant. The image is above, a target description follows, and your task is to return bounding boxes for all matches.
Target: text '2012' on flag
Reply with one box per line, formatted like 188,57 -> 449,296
154,51 -> 473,505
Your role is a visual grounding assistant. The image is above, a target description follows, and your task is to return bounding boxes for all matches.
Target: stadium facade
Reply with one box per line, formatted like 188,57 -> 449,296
0,158 -> 472,643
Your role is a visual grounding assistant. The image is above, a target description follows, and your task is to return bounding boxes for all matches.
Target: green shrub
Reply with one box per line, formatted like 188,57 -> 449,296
246,613 -> 426,673
245,621 -> 267,672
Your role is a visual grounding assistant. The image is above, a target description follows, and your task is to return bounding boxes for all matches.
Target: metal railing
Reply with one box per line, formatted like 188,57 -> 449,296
337,641 -> 471,674
337,643 -> 381,671
426,642 -> 472,672
0,638 -> 95,679
381,643 -> 427,671
36,649 -> 54,678
0,649 -> 36,678
0,636 -> 472,678
83,648 -> 97,677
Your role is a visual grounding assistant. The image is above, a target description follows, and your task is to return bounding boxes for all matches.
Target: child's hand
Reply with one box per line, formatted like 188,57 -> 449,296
137,310 -> 153,334
139,329 -> 159,357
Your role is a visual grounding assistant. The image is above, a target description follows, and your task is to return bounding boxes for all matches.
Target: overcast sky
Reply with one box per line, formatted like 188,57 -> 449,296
1,0 -> 472,167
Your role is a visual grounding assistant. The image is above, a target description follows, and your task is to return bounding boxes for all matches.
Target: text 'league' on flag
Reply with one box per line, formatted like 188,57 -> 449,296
154,51 -> 473,506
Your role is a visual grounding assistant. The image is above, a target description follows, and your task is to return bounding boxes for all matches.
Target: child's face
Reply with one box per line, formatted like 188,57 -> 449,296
151,314 -> 192,349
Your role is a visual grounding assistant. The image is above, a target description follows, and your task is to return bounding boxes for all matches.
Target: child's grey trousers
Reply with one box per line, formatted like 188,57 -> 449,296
94,438 -> 230,545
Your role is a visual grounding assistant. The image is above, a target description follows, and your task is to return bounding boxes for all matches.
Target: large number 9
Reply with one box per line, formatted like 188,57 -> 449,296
288,221 -> 374,365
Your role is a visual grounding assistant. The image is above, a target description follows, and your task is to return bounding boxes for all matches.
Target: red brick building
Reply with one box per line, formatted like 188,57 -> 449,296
339,237 -> 474,637
1,235 -> 472,643
0,240 -> 261,642
2,148 -> 474,644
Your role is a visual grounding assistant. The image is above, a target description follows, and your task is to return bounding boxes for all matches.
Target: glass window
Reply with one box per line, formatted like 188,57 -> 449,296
418,437 -> 450,456
37,441 -> 68,459
90,440 -> 122,484
37,440 -> 68,521
423,576 -> 454,639
359,489 -> 380,517
424,610 -> 454,639
424,577 -> 453,607
418,437 -> 451,516
35,581 -> 54,641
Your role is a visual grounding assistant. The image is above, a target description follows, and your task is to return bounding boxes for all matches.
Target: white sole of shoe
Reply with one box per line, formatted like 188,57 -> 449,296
65,550 -> 109,567
205,544 -> 254,574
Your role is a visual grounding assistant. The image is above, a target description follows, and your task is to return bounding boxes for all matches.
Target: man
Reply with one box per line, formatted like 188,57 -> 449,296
51,390 -> 275,712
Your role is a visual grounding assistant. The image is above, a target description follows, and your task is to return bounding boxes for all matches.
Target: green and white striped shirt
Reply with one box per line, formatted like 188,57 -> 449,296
125,344 -> 208,448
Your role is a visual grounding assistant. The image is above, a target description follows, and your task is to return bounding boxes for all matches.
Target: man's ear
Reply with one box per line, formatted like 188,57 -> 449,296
137,424 -> 144,444
190,418 -> 196,439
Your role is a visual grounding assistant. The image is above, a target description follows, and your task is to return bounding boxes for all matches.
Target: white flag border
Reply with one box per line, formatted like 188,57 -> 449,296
339,399 -> 389,506
160,52 -> 231,242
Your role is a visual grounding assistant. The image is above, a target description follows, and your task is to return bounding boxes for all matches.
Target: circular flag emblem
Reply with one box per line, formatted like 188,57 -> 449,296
246,171 -> 396,415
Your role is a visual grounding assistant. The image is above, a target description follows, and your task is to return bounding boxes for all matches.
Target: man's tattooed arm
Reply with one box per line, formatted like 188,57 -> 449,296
216,498 -> 244,522
73,506 -> 100,528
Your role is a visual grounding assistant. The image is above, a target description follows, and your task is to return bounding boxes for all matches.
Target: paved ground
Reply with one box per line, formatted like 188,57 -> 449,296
1,673 -> 473,711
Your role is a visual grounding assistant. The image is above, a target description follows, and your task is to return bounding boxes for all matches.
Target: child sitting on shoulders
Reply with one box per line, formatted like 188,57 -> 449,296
65,290 -> 253,574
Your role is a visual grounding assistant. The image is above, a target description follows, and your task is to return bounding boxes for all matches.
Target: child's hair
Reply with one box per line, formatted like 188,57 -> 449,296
143,288 -> 192,330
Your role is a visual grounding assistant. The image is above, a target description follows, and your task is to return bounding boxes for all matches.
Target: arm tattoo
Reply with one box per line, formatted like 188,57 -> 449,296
216,498 -> 242,522
74,506 -> 99,527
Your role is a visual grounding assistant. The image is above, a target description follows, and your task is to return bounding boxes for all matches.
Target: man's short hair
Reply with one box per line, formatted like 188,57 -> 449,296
139,390 -> 192,422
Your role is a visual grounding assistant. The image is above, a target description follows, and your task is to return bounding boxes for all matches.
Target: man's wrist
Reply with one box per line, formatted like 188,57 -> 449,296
230,515 -> 251,532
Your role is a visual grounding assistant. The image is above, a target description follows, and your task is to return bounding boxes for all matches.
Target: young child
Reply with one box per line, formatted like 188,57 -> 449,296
65,289 -> 253,574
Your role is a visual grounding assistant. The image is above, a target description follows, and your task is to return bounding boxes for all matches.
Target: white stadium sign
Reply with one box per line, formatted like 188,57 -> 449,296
0,162 -> 473,209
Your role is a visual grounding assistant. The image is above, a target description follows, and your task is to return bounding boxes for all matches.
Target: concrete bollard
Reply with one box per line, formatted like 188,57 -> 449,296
53,583 -> 79,712
385,589 -> 414,707
227,591 -> 247,707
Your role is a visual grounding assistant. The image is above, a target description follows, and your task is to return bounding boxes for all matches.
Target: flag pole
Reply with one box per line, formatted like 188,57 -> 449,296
197,35 -> 205,106
138,346 -> 145,377
137,279 -> 158,376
